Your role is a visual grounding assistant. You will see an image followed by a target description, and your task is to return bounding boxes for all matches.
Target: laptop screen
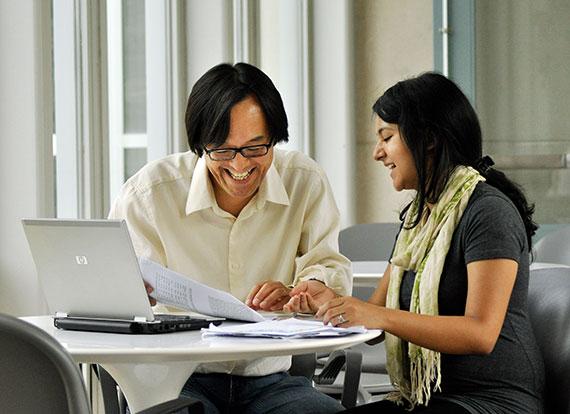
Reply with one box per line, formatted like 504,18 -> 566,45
22,219 -> 156,322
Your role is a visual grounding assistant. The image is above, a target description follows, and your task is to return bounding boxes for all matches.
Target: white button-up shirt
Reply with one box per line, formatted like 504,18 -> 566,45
109,149 -> 351,375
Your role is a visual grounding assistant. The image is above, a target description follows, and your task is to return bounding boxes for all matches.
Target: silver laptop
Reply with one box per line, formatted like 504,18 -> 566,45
22,218 -> 223,334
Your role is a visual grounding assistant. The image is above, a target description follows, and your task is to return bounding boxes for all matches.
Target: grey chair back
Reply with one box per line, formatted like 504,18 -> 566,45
334,223 -> 398,404
527,266 -> 570,413
340,222 -> 399,301
339,222 -> 400,262
533,225 -> 570,266
0,313 -> 91,414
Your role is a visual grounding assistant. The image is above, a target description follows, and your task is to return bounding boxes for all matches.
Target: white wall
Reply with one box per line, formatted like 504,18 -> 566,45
354,0 -> 433,223
312,0 -> 356,227
185,0 -> 233,92
0,0 -> 51,316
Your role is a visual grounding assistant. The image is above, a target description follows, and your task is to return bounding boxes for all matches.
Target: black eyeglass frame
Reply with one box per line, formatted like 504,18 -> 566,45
204,143 -> 272,161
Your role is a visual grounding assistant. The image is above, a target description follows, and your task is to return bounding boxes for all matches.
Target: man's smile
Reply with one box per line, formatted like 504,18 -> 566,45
227,168 -> 254,181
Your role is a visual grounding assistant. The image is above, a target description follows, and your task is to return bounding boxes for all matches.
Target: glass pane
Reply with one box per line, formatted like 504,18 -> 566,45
476,1 -> 570,224
123,0 -> 146,133
124,147 -> 147,181
51,0 -> 58,216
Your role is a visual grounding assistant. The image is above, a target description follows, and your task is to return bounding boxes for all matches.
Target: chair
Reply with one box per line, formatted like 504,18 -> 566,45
527,266 -> 570,413
291,351 -> 364,409
533,225 -> 570,266
339,222 -> 400,262
0,314 -> 203,414
312,223 -> 399,407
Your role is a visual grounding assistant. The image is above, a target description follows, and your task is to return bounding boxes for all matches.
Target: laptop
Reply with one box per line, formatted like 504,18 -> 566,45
21,218 -> 224,334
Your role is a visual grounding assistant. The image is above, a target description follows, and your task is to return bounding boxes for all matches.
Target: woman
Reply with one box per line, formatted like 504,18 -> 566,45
316,73 -> 544,413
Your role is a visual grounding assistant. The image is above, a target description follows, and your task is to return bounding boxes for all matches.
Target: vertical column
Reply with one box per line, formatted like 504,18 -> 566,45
0,0 -> 52,315
312,0 -> 355,227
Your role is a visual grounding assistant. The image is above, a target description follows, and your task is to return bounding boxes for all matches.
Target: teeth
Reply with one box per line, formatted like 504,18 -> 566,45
229,170 -> 252,181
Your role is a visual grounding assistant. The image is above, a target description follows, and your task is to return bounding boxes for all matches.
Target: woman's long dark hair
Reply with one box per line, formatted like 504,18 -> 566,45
373,72 -> 537,250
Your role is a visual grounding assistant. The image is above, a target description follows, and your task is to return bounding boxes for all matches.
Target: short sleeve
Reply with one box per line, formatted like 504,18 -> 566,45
462,193 -> 526,265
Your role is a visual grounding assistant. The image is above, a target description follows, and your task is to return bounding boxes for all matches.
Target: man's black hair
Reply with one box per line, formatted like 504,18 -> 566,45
185,62 -> 289,156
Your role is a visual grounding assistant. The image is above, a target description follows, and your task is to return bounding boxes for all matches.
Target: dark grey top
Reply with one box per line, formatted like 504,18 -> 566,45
398,183 -> 545,414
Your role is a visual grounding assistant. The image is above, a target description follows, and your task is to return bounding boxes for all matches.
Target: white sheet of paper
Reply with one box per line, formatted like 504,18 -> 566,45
201,318 -> 369,339
139,257 -> 264,322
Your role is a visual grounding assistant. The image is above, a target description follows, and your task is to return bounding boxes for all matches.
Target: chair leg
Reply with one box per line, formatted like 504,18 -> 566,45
96,365 -> 123,414
118,387 -> 128,413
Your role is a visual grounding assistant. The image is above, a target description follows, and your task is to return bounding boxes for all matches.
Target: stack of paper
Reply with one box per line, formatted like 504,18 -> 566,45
201,318 -> 367,339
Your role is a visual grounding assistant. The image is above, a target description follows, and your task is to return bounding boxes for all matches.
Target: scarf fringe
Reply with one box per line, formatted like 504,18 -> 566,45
410,348 -> 442,406
385,350 -> 442,411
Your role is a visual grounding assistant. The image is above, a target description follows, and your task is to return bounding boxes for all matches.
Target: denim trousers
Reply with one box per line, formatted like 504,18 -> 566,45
179,372 -> 344,414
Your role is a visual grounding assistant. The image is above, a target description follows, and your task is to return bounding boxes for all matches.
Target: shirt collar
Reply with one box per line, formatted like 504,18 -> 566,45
185,156 -> 217,215
256,162 -> 290,209
185,156 -> 290,216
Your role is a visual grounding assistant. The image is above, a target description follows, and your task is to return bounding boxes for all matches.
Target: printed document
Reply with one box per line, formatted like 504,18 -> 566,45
139,258 -> 264,322
202,318 -> 368,339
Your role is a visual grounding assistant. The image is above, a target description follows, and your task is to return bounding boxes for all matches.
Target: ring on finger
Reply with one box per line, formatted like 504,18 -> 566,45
337,313 -> 346,324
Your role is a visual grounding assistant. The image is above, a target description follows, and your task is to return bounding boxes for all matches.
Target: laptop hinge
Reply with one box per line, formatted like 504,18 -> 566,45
55,311 -> 68,318
134,316 -> 149,322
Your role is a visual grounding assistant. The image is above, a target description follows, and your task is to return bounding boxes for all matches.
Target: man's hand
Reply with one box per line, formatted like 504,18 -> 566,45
283,280 -> 339,314
144,281 -> 157,306
245,281 -> 291,311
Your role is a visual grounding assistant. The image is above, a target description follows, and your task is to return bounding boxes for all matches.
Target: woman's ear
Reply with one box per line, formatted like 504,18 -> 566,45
425,130 -> 438,154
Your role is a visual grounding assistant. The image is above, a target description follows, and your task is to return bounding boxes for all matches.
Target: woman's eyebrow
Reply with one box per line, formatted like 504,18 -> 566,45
377,126 -> 393,136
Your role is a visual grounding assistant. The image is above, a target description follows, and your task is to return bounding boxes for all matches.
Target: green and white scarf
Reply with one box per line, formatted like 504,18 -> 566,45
385,166 -> 485,408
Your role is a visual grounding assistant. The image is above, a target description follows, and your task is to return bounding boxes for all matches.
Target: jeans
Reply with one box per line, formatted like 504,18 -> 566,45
343,399 -> 471,414
180,372 -> 344,414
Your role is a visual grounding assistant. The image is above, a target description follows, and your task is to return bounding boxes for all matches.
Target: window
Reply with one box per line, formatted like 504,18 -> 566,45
52,0 -> 183,217
107,0 -> 148,201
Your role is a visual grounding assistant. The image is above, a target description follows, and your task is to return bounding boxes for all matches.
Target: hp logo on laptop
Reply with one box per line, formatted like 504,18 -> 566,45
75,255 -> 88,265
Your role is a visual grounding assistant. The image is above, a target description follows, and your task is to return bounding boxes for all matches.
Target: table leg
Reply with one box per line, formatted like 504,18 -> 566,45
100,361 -> 199,413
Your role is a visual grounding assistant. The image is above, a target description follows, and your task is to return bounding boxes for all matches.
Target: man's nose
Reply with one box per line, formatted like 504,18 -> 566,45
230,152 -> 250,170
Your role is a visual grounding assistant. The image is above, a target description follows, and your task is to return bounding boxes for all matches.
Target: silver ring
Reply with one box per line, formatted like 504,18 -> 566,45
337,314 -> 346,324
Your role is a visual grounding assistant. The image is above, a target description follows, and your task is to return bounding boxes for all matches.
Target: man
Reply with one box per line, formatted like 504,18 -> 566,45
109,62 -> 351,414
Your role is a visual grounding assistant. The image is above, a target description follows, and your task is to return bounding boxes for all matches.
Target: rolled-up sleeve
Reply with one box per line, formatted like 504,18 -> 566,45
293,170 -> 352,295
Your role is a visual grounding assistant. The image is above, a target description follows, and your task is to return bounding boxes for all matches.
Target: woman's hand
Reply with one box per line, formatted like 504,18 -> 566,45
316,296 -> 383,327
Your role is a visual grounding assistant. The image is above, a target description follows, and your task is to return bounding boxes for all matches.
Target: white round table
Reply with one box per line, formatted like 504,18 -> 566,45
23,316 -> 381,412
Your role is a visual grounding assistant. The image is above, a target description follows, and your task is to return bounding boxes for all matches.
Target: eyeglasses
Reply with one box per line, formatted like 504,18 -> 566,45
204,143 -> 272,161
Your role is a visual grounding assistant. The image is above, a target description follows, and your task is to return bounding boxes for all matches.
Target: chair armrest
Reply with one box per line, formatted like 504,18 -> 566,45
314,349 -> 362,408
365,330 -> 385,345
136,397 -> 204,414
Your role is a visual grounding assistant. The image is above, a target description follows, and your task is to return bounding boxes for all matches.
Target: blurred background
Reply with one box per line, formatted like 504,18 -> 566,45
1,0 -> 568,315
